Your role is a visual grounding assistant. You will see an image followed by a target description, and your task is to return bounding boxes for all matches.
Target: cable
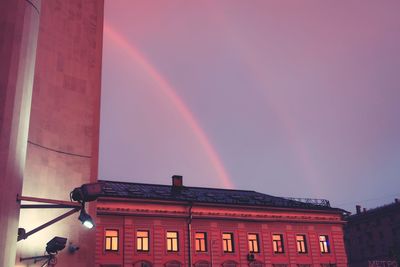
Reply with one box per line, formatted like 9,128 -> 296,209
28,140 -> 91,158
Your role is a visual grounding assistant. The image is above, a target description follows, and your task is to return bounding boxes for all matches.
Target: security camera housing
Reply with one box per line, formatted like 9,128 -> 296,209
46,236 -> 67,254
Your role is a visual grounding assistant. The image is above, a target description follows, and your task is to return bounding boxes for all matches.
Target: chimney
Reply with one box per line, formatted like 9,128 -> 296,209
356,205 -> 361,214
172,175 -> 183,187
363,208 -> 367,213
395,198 -> 399,203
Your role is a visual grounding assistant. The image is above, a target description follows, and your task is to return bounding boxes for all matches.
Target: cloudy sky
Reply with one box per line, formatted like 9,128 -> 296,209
99,1 -> 400,213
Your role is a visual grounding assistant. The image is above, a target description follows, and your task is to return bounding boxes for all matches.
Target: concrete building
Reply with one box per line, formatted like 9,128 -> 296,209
16,1 -> 103,266
344,200 -> 400,267
95,176 -> 348,267
1,0 -> 103,266
0,1 -> 41,266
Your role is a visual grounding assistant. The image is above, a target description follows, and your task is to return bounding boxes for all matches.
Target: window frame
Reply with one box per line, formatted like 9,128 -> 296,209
319,235 -> 330,254
104,229 -> 119,252
195,232 -> 208,252
136,230 -> 150,252
296,234 -> 308,254
166,231 -> 179,252
272,233 -> 285,254
222,232 -> 235,253
248,233 -> 260,253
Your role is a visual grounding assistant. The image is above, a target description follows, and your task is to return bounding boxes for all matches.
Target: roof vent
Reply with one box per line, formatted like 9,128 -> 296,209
172,175 -> 183,187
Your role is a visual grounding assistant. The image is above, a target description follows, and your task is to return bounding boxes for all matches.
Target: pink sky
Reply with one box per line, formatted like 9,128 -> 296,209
99,1 -> 400,213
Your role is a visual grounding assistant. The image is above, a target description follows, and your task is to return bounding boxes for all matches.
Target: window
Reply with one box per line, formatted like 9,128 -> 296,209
222,261 -> 237,267
105,230 -> 119,251
248,233 -> 260,253
167,231 -> 179,252
137,230 -> 149,252
133,262 -> 152,267
165,261 -> 181,267
222,233 -> 234,253
319,235 -> 330,253
195,232 -> 207,252
296,235 -> 307,253
194,261 -> 211,267
249,262 -> 264,267
272,234 -> 284,253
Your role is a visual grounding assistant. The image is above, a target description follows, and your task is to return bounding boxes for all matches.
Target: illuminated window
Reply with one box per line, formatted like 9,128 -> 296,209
272,234 -> 284,253
296,235 -> 307,253
167,231 -> 179,252
195,232 -> 207,252
222,233 -> 234,252
248,233 -> 259,253
137,230 -> 149,252
319,235 -> 330,253
105,230 -> 119,251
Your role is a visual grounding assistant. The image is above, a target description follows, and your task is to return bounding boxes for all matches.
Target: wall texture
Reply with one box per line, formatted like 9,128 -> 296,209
16,1 -> 104,266
0,0 -> 41,266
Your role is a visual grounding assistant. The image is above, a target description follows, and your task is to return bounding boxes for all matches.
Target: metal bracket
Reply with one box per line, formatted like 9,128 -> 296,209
17,195 -> 82,241
20,254 -> 57,267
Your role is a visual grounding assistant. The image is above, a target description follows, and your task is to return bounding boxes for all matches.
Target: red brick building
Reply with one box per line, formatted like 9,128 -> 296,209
95,176 -> 348,267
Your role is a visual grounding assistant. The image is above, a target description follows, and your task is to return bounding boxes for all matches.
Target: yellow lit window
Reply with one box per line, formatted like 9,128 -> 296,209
272,234 -> 284,253
296,235 -> 307,253
137,230 -> 149,251
248,233 -> 259,253
105,230 -> 118,251
222,233 -> 234,252
167,231 -> 179,252
195,232 -> 207,252
319,235 -> 330,253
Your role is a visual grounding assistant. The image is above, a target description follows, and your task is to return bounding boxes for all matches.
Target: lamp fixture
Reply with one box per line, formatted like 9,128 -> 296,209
78,208 -> 95,229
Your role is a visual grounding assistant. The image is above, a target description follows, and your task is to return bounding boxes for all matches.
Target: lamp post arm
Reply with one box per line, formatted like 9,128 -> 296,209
17,207 -> 80,241
17,195 -> 81,207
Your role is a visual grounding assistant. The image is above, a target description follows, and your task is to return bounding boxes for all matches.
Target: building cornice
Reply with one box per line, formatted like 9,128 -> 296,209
96,197 -> 346,225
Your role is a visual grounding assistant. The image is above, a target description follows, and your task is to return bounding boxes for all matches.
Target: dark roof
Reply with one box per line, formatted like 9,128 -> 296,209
98,180 -> 339,211
346,200 -> 400,221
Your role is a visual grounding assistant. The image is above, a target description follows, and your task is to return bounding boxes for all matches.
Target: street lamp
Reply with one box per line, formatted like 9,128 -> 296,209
78,208 -> 95,229
17,182 -> 104,241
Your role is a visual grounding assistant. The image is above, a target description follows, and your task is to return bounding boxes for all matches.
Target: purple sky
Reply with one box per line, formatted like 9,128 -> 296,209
99,1 -> 400,213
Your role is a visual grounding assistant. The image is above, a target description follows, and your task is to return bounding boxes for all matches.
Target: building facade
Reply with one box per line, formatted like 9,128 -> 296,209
345,200 -> 400,267
95,176 -> 348,267
1,0 -> 103,266
0,1 -> 41,266
15,1 -> 104,266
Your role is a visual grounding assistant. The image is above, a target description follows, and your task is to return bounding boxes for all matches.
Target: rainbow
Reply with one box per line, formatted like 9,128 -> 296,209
103,22 -> 234,189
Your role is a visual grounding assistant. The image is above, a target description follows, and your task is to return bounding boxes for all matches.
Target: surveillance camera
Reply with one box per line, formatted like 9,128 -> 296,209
46,237 -> 67,255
